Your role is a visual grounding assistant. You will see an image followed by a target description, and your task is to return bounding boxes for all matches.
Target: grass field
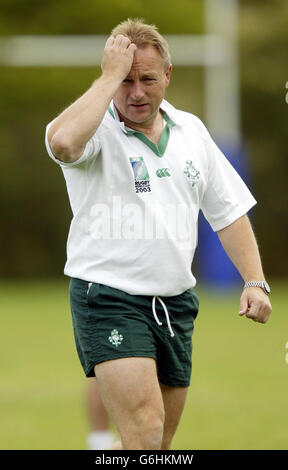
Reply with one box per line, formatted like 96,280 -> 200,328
0,279 -> 287,450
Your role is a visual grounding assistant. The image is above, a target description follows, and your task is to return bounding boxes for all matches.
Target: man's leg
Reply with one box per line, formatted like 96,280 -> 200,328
160,383 -> 189,450
85,378 -> 115,450
94,357 -> 165,450
103,382 -> 189,450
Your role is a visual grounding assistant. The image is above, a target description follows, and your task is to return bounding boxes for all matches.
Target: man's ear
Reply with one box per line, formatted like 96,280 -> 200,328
165,64 -> 172,87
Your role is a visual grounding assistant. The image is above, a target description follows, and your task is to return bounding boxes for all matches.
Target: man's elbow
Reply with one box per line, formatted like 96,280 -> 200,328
49,131 -> 83,163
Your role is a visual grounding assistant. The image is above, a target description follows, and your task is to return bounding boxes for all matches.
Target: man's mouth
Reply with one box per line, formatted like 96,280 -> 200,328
130,103 -> 148,108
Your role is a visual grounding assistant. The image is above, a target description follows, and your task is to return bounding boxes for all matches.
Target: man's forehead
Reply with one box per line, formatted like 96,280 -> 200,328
129,45 -> 165,73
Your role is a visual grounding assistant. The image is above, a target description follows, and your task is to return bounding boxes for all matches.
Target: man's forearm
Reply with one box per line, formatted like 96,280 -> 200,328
48,74 -> 122,162
48,34 -> 137,163
217,215 -> 265,282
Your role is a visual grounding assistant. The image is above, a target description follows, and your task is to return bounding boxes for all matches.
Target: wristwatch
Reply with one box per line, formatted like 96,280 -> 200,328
244,280 -> 271,295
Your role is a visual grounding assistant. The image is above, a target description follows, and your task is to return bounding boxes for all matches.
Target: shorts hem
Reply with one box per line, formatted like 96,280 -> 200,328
158,377 -> 191,387
84,351 -> 157,377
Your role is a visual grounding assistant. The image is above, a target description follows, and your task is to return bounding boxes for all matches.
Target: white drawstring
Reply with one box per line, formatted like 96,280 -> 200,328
152,296 -> 175,338
87,282 -> 93,294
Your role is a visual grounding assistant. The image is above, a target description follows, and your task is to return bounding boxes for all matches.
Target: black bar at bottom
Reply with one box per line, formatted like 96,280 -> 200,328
0,450 -> 286,467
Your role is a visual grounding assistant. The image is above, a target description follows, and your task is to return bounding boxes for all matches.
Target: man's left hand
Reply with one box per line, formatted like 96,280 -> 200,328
239,287 -> 272,323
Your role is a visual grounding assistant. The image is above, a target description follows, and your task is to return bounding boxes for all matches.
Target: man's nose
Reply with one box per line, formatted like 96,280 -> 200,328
130,80 -> 145,101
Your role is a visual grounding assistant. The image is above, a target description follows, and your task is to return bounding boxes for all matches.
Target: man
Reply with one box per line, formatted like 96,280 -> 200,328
45,19 -> 272,450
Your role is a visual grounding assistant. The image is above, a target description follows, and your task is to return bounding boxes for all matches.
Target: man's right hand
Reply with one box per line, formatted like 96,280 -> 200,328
47,35 -> 136,164
101,35 -> 137,82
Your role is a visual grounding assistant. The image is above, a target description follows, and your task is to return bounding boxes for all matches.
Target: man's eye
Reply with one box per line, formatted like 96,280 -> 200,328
123,79 -> 132,83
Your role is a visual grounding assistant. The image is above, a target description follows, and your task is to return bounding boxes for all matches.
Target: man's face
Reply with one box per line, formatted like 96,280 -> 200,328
113,45 -> 172,128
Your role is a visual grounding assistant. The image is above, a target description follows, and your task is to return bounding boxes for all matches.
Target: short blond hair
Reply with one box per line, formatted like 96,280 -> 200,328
111,18 -> 171,71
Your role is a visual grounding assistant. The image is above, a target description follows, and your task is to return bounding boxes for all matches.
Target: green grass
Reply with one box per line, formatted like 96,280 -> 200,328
0,279 -> 287,450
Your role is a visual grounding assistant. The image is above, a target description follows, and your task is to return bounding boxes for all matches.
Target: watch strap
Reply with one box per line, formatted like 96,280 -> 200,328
244,281 -> 270,295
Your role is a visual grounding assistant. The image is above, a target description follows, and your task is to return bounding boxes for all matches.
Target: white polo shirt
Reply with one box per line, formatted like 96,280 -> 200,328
45,100 -> 256,296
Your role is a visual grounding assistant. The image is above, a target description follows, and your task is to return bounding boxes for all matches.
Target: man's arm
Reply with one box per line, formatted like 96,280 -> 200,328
48,35 -> 136,163
217,214 -> 272,323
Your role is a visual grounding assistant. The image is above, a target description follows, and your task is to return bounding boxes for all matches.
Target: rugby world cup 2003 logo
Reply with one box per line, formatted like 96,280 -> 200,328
129,156 -> 151,193
184,160 -> 200,187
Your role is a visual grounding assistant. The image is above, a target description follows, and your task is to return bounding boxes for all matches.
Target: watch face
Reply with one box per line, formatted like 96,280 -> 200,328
264,282 -> 271,294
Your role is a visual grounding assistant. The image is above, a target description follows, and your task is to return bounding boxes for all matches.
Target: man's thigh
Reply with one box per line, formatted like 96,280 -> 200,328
94,357 -> 164,429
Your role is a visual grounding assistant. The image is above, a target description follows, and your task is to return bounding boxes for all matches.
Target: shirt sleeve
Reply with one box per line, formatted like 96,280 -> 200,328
45,120 -> 101,167
200,134 -> 257,232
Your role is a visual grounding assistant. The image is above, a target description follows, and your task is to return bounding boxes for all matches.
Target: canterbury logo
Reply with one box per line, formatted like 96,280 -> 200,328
156,168 -> 171,178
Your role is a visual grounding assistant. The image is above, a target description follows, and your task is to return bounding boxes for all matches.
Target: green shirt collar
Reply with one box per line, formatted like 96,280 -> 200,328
108,102 -> 177,157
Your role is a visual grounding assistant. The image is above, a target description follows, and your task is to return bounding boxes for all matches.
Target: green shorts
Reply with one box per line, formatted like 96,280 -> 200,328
69,278 -> 199,387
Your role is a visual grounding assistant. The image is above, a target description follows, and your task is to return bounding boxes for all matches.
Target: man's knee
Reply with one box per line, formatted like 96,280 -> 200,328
122,404 -> 165,450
